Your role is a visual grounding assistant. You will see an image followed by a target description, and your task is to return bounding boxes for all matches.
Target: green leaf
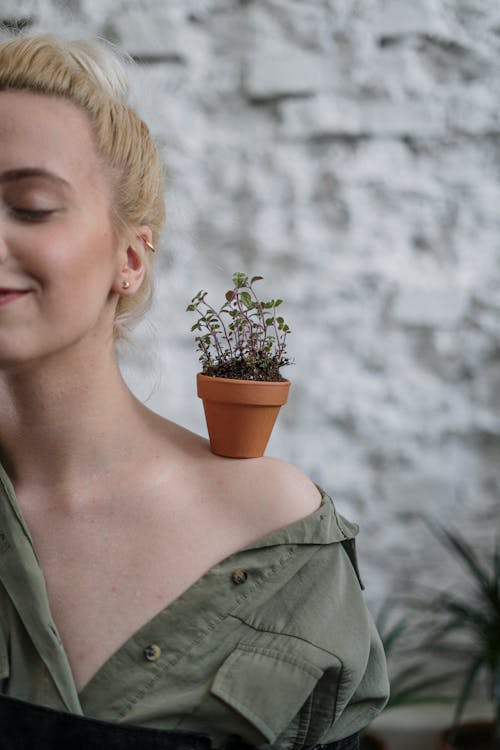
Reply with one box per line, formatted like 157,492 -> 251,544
382,620 -> 409,656
426,522 -> 491,591
186,304 -> 196,312
240,291 -> 252,308
250,275 -> 264,284
233,272 -> 247,288
452,655 -> 486,730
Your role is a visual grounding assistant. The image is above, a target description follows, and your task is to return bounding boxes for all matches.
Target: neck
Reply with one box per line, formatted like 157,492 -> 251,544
0,341 -> 145,491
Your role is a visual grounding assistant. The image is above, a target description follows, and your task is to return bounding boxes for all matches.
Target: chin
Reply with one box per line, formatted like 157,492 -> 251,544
0,339 -> 50,370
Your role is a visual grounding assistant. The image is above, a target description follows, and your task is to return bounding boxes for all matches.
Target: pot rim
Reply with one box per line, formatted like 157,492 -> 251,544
197,373 -> 291,386
197,372 -> 290,406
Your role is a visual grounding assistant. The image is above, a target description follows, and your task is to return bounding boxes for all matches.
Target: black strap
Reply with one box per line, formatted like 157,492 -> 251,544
0,694 -> 211,750
0,693 -> 359,750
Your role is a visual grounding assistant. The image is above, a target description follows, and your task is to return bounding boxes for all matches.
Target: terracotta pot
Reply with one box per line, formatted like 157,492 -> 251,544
360,730 -> 390,750
436,720 -> 496,750
197,373 -> 290,458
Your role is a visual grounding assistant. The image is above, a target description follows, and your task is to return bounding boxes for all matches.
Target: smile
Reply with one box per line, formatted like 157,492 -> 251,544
0,289 -> 31,306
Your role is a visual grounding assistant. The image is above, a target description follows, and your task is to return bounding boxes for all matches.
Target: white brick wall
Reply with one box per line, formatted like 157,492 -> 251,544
2,0 -> 499,670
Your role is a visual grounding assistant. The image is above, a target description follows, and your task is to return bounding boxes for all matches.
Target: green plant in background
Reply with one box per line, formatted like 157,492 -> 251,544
423,524 -> 500,745
375,601 -> 459,710
360,600 -> 458,750
187,272 -> 291,381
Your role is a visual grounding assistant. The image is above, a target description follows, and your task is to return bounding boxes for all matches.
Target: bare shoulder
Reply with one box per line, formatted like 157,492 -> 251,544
203,454 -> 323,536
147,415 -> 322,539
236,456 -> 322,513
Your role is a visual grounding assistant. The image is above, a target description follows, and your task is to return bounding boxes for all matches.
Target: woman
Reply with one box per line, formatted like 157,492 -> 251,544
0,35 -> 389,749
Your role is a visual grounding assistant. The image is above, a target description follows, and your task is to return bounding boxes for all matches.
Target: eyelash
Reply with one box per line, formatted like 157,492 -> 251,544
11,208 -> 55,222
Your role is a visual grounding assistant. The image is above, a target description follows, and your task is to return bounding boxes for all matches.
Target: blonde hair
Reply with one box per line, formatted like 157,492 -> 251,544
0,34 -> 166,338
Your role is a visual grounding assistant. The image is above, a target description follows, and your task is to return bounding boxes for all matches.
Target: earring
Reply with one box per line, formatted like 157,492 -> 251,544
137,235 -> 156,253
121,280 -> 130,290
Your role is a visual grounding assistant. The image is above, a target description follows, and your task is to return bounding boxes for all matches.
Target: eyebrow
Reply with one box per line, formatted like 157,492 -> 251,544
0,168 -> 71,189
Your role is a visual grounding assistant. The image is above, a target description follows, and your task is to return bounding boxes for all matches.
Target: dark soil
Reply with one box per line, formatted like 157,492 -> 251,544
202,358 -> 289,382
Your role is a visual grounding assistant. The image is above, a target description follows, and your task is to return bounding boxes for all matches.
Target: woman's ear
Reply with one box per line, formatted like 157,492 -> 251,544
112,227 -> 152,295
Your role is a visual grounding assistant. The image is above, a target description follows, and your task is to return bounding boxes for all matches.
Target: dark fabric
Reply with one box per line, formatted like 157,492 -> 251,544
0,694 -> 212,750
0,693 -> 359,750
312,735 -> 360,750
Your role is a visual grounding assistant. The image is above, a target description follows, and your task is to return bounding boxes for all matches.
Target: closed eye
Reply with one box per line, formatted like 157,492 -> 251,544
10,208 -> 56,222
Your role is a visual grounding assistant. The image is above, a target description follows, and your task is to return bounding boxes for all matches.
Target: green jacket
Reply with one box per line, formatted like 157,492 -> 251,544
0,462 -> 389,748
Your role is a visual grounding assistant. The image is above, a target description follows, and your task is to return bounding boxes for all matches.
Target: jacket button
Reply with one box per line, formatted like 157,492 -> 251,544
143,643 -> 161,661
231,569 -> 248,585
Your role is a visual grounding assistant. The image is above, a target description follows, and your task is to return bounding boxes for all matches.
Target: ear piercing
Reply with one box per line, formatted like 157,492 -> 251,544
120,235 -> 155,292
138,235 -> 156,253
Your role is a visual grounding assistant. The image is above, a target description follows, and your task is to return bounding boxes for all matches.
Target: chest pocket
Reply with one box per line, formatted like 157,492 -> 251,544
209,643 -> 340,748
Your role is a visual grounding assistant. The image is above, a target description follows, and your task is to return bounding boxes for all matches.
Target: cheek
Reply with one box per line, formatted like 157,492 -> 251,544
28,223 -> 117,296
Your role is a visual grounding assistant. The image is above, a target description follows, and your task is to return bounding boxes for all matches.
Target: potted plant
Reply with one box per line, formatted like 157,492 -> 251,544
187,272 -> 292,458
421,524 -> 500,750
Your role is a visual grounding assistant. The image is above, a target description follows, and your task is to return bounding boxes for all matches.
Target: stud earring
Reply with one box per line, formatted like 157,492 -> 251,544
121,280 -> 130,290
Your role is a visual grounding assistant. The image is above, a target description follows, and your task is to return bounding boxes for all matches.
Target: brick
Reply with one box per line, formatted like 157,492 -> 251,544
471,361 -> 500,413
361,100 -> 445,137
373,0 -> 446,38
447,85 -> 500,135
247,0 -> 331,51
279,95 -> 362,138
243,46 -> 328,100
280,97 -> 447,139
0,0 -> 38,17
105,6 -> 196,60
393,284 -> 469,328
385,472 -> 457,516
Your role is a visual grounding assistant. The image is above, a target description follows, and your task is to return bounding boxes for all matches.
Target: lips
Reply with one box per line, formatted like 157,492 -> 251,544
0,288 -> 31,306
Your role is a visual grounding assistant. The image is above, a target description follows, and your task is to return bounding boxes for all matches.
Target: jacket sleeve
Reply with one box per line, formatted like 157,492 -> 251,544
284,540 -> 390,746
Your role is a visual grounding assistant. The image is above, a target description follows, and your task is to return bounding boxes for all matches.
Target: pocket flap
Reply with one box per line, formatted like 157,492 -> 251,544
211,645 -> 323,744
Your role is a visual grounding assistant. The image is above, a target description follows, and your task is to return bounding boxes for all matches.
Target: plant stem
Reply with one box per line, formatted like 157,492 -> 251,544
199,299 -> 233,360
234,290 -> 256,358
271,306 -> 281,358
248,280 -> 268,352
